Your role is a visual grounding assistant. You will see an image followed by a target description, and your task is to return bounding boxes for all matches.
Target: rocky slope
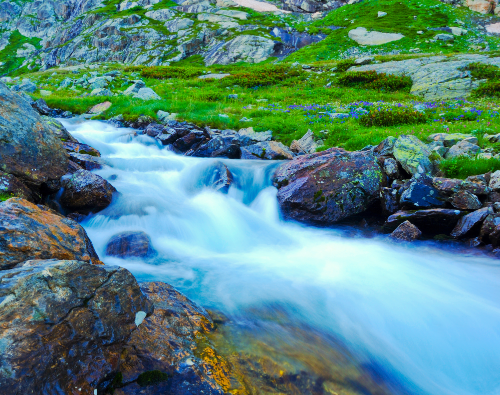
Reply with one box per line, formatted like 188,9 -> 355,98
0,0 -> 499,74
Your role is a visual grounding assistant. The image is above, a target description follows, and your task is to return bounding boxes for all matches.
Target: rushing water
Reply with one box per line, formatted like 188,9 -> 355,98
63,118 -> 500,395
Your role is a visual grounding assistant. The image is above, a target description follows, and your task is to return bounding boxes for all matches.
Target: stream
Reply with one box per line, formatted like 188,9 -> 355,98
63,118 -> 500,395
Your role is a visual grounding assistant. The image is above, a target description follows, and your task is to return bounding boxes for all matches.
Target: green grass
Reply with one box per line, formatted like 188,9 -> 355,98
440,157 -> 500,179
0,30 -> 41,76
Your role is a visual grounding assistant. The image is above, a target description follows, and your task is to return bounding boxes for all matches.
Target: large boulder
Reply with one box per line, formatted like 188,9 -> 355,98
0,82 -> 68,191
445,140 -> 481,159
204,35 -> 277,66
273,149 -> 383,224
106,231 -> 156,259
0,198 -> 99,270
0,259 -> 153,394
42,116 -> 78,142
60,169 -> 117,214
393,135 -> 433,175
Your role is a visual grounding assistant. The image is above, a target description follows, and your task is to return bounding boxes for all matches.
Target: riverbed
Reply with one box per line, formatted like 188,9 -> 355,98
63,118 -> 500,395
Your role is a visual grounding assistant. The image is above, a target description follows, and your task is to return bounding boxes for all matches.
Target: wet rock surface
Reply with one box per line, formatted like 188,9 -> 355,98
384,209 -> 465,234
389,220 -> 422,241
60,169 -> 117,214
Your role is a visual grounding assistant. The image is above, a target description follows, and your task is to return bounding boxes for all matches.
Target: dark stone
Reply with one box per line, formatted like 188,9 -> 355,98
0,259 -> 153,394
373,136 -> 396,156
192,135 -> 241,159
60,169 -> 117,214
273,149 -> 383,225
69,152 -> 106,170
451,206 -> 493,238
155,127 -> 178,145
106,231 -> 156,259
63,141 -> 101,157
173,130 -> 208,152
67,160 -> 84,174
462,175 -> 491,196
400,174 -> 447,209
42,116 -> 78,142
0,172 -> 34,201
432,177 -> 463,195
451,190 -> 482,210
384,208 -> 464,234
144,122 -> 164,138
0,197 -> 101,270
0,81 -> 68,191
389,220 -> 422,241
380,187 -> 400,215
31,98 -> 51,115
201,161 -> 234,193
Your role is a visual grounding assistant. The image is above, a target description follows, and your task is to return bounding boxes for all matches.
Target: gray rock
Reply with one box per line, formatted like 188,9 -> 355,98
348,27 -> 404,45
445,140 -> 481,159
238,127 -> 272,146
199,73 -> 230,79
435,33 -> 454,41
204,35 -> 277,66
165,17 -> 194,32
290,130 -> 318,154
451,206 -> 492,238
383,158 -> 400,178
0,82 -> 68,191
14,78 -> 37,93
134,87 -> 161,100
90,88 -> 113,96
490,170 -> 500,191
241,141 -> 293,160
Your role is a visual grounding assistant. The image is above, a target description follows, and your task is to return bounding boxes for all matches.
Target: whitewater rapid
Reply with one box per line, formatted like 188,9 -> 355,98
63,118 -> 500,395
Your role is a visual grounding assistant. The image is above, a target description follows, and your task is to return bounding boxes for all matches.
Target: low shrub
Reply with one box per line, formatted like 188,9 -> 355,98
440,156 -> 500,179
359,108 -> 427,127
140,66 -> 203,80
220,65 -> 304,88
472,81 -> 500,98
465,62 -> 500,80
335,59 -> 356,72
337,71 -> 412,92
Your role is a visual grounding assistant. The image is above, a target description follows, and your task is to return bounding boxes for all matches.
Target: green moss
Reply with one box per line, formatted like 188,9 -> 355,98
137,370 -> 169,387
0,192 -> 12,202
440,156 -> 500,179
0,30 -> 41,76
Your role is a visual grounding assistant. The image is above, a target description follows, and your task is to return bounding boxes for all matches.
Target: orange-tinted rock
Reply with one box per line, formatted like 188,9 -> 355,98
0,198 -> 99,270
63,141 -> 101,157
466,0 -> 495,13
0,259 -> 153,394
117,282 -> 228,394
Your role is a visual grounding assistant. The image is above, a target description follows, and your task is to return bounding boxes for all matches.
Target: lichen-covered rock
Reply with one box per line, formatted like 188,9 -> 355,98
451,206 -> 492,238
60,169 -> 117,214
374,136 -> 396,156
389,220 -> 422,241
116,282 -> 227,395
273,148 -> 383,225
0,198 -> 100,270
384,208 -> 464,234
393,135 -> 434,175
106,231 -> 156,258
238,127 -> 273,147
0,81 -> 68,191
0,259 -> 153,394
432,177 -> 463,195
241,141 -> 294,160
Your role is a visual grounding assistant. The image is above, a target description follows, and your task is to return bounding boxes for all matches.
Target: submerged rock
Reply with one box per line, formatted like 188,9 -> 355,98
0,259 -> 153,394
60,169 -> 117,214
389,220 -> 422,241
273,149 -> 383,225
106,231 -> 156,258
0,198 -> 100,270
202,161 -> 234,193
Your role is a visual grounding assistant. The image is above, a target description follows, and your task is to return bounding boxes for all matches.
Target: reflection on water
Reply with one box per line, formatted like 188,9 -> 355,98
63,118 -> 500,395
270,27 -> 327,58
